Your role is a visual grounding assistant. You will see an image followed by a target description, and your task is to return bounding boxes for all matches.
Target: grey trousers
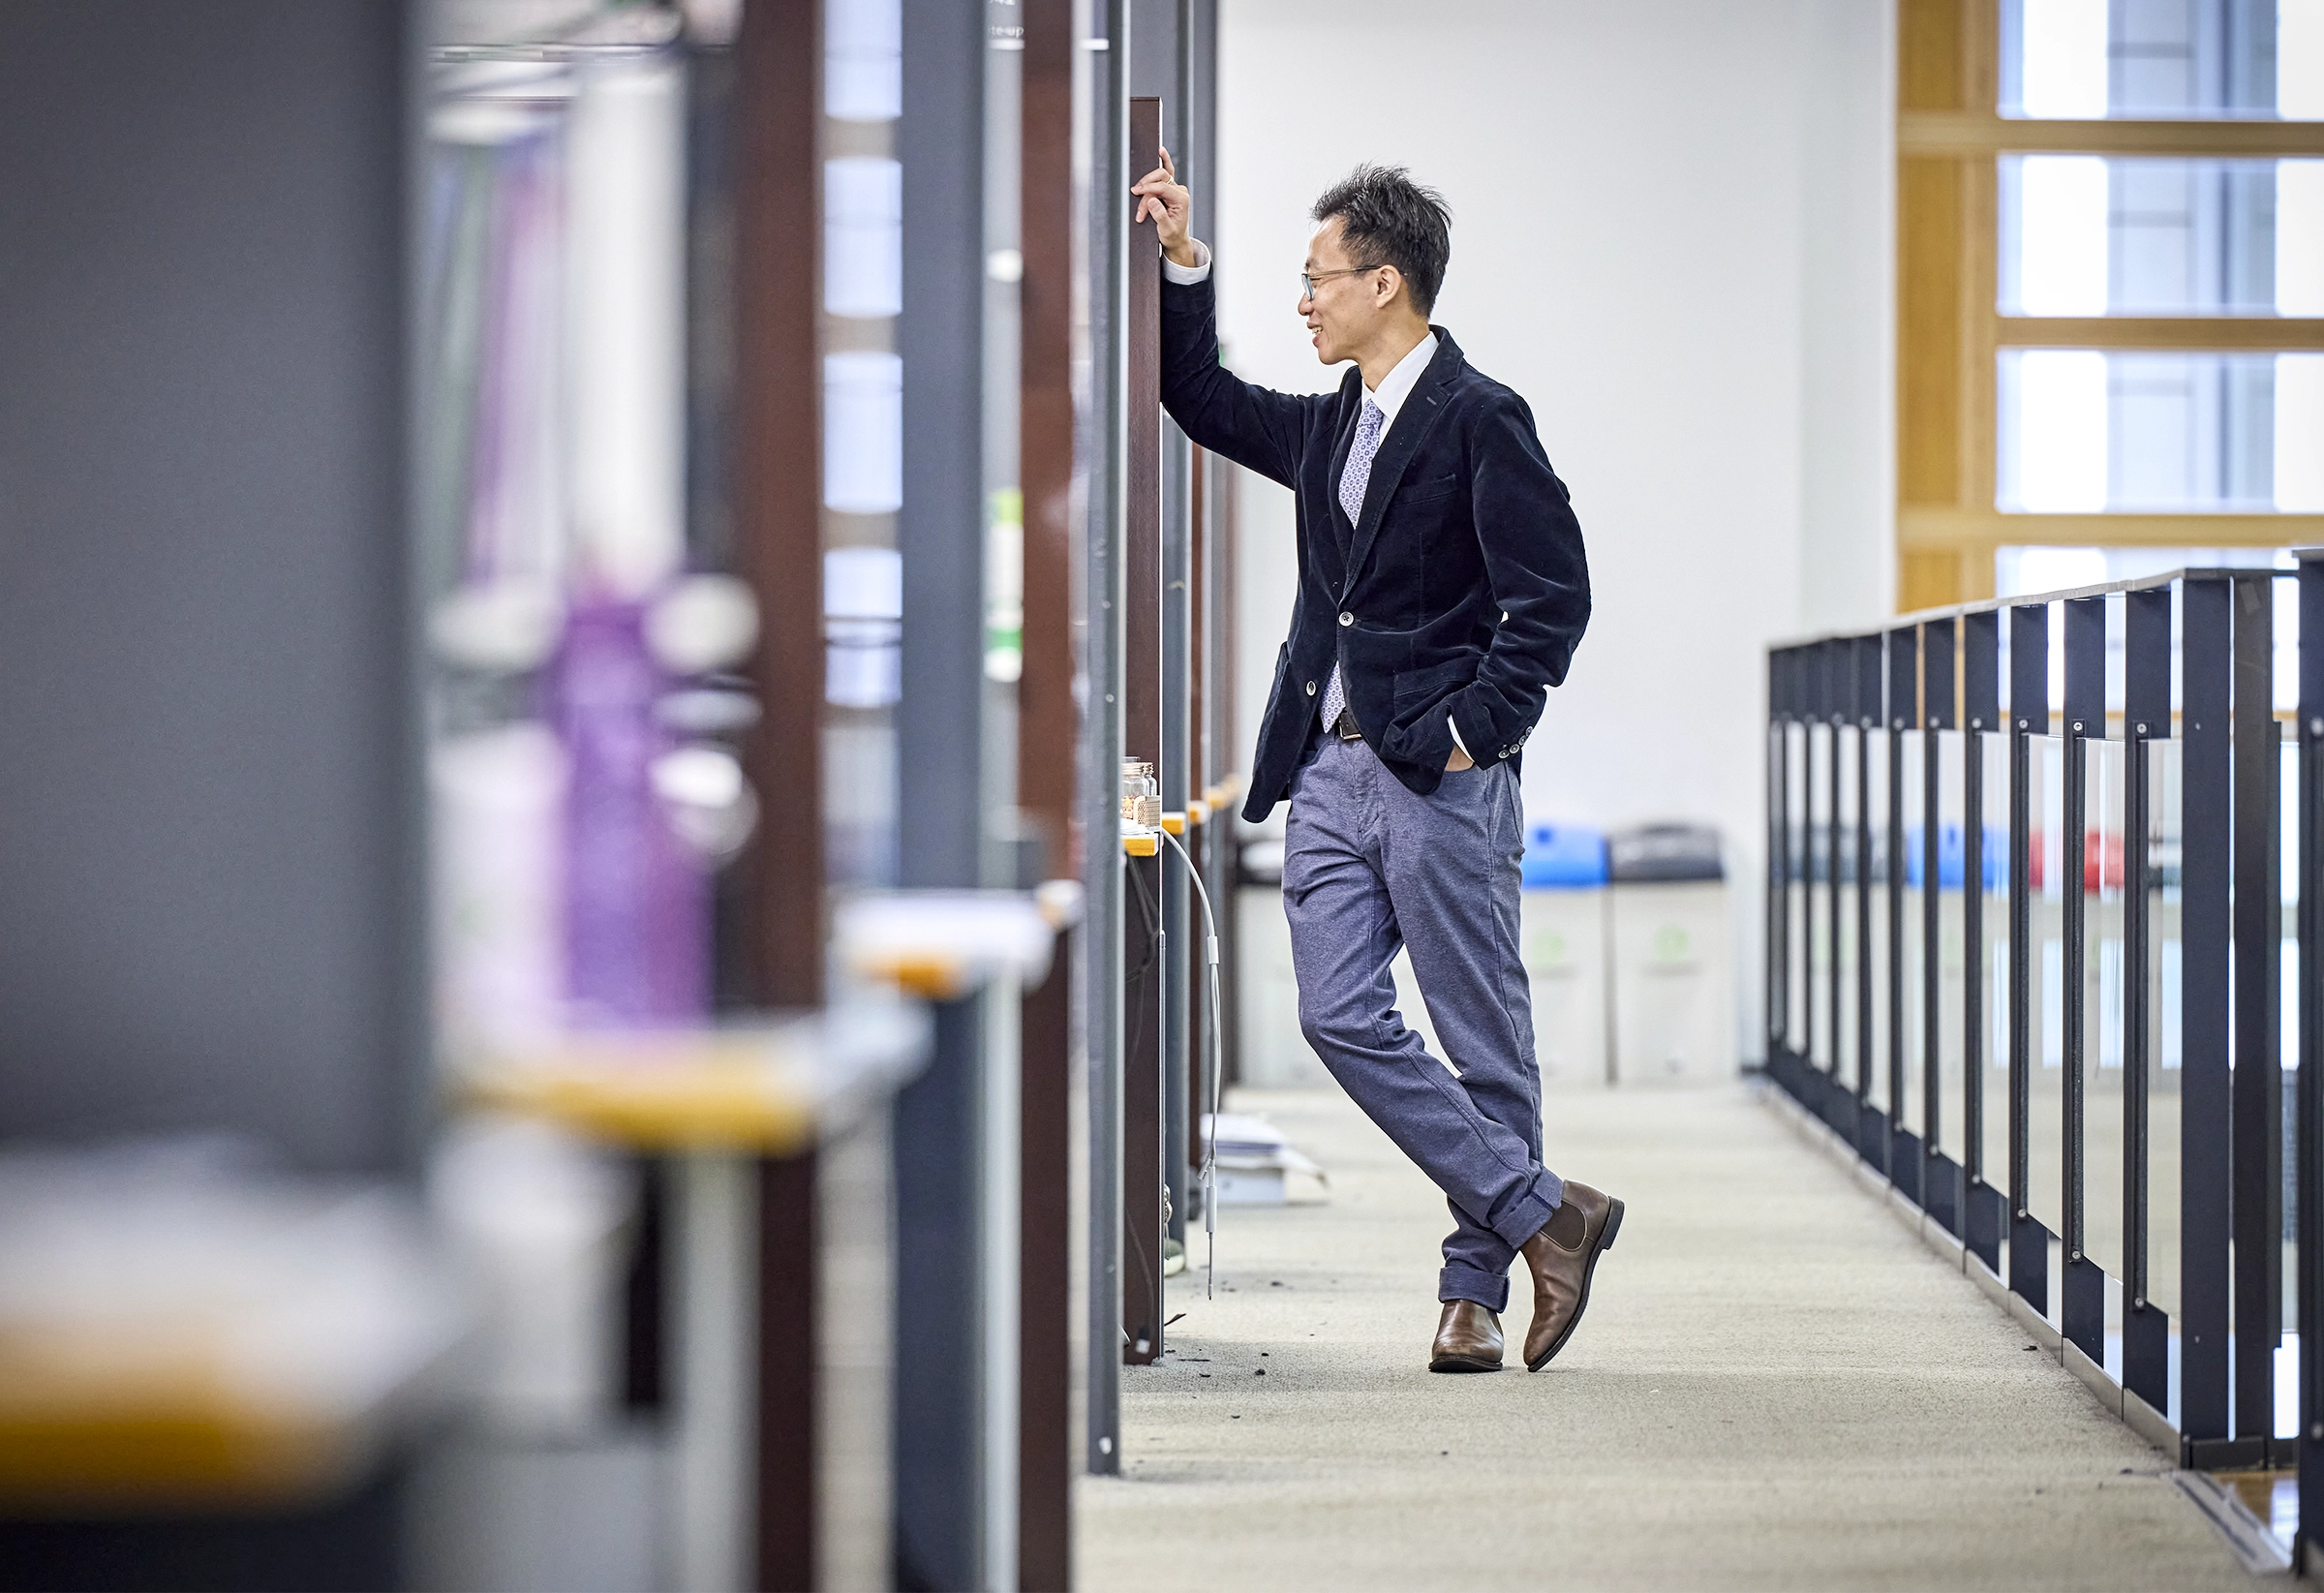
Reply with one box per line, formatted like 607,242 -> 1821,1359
1283,733 -> 1563,1313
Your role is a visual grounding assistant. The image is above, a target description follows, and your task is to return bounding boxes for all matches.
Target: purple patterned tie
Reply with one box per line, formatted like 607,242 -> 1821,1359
1321,398 -> 1387,732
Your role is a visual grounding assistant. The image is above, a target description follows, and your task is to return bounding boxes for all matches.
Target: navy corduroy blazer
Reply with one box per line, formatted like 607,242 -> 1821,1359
1160,272 -> 1590,822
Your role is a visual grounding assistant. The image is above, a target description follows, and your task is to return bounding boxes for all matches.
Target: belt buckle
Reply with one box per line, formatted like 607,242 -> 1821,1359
1335,709 -> 1362,742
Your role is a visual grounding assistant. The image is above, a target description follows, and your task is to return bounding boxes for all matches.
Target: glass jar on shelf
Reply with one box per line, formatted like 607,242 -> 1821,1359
1119,758 -> 1160,829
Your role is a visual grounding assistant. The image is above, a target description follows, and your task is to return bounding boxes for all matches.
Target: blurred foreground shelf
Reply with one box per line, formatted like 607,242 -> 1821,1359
451,998 -> 931,1153
0,1151 -> 460,1523
0,1392 -> 384,1514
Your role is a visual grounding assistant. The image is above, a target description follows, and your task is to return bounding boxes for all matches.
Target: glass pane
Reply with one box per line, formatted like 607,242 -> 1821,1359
1937,731 -> 1971,1161
2030,735 -> 2070,1238
1768,722 -> 1787,1050
1810,723 -> 1835,1074
2000,157 -> 2324,317
1837,727 -> 1863,1090
1787,722 -> 1809,1048
2147,736 -> 2186,1319
1900,732 -> 1929,1138
1998,350 -> 2324,513
2001,0 -> 2324,120
2086,737 -> 2130,1277
1980,732 -> 2016,1186
1868,728 -> 1892,1116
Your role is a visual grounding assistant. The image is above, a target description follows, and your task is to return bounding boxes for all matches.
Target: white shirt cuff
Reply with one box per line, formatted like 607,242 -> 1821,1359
1161,239 -> 1212,284
1448,715 -> 1470,757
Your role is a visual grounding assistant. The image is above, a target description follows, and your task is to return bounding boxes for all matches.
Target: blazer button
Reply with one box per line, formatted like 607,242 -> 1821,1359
1338,611 -> 1353,627
1304,680 -> 1316,696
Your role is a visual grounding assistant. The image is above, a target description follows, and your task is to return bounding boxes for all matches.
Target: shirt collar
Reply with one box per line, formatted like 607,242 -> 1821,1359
1363,331 -> 1439,431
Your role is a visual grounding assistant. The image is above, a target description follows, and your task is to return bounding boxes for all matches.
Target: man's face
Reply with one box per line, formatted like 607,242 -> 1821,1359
1300,218 -> 1388,367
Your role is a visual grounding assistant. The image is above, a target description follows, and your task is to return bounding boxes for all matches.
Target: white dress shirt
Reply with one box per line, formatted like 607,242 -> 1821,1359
1163,242 -> 1469,759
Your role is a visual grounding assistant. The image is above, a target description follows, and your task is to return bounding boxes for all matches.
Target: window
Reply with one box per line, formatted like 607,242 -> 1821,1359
1896,0 -> 2324,611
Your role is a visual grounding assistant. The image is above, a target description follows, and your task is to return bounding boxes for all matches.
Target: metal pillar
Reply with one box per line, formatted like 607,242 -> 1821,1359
893,3 -> 1001,1583
1135,0 -> 1192,1261
2123,583 -> 2173,1414
1017,0 -> 1079,1577
1766,650 -> 1789,1070
1963,608 -> 2003,1271
1082,0 -> 1129,1475
2181,574 -> 2233,1449
0,9 -> 420,1585
2008,601 -> 2049,1313
1854,633 -> 1882,1163
1823,639 -> 1847,1128
1924,617 -> 1957,1234
2295,551 -> 2324,1565
2229,570 -> 2282,1452
2061,595 -> 2105,1363
1119,89 -> 1167,1368
732,5 -> 825,1584
1886,625 -> 1918,1196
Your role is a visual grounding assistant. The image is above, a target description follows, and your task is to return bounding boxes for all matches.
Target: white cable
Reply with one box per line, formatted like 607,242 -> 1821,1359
1157,824 -> 1224,1299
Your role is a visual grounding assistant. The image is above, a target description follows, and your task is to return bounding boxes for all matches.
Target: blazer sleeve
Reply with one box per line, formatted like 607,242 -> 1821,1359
1159,271 -> 1314,488
1446,391 -> 1591,760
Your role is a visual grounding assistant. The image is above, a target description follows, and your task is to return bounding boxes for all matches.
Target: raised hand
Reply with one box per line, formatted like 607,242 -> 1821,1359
1131,146 -> 1199,267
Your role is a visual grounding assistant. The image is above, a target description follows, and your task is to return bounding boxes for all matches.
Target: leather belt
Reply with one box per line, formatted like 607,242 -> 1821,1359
1334,708 -> 1362,742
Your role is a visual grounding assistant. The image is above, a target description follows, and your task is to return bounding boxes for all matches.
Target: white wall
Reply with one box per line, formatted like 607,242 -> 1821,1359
1216,0 -> 1894,1058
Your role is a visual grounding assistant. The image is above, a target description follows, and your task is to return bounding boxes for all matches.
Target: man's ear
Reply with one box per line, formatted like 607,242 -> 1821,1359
1373,265 -> 1405,309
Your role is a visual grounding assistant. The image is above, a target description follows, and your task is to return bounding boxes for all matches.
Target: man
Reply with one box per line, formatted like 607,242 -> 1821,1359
1131,156 -> 1619,1374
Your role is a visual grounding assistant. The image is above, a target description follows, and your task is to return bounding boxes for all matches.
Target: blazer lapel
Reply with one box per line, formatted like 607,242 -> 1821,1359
1339,330 -> 1461,599
1323,373 -> 1364,560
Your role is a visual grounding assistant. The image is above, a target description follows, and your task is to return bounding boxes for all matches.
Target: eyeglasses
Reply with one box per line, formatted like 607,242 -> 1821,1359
1300,264 -> 1383,299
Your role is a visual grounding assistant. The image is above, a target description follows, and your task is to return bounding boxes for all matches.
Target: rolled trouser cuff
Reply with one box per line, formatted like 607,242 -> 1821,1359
1438,1260 -> 1511,1314
1489,1173 -> 1564,1253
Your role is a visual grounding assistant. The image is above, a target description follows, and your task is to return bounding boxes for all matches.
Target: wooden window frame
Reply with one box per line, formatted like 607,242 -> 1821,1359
1896,0 -> 2324,612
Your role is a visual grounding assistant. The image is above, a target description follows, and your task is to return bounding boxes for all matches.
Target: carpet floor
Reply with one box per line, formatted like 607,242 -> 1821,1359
1075,1082 -> 2257,1592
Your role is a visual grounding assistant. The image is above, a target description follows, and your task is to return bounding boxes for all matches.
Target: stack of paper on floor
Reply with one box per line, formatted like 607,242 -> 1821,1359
1201,1113 -> 1330,1206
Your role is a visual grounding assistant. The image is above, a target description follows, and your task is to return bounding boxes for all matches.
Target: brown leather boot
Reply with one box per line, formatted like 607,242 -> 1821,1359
1517,1180 -> 1624,1371
1428,1300 -> 1504,1372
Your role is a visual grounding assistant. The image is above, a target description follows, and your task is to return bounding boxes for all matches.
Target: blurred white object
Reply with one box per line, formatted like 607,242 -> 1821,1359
823,352 -> 903,515
645,574 -> 760,675
0,1138 -> 462,1505
429,1117 -> 636,1434
1033,876 -> 1085,929
433,723 -> 567,1045
824,545 -> 903,707
653,743 -> 760,864
825,157 -> 903,318
834,890 -> 1056,997
430,577 -> 567,672
566,53 -> 687,598
1200,1114 -> 1329,1206
682,0 -> 743,46
825,0 -> 902,121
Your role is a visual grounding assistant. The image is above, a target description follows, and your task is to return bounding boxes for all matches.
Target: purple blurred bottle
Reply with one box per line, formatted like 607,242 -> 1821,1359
551,597 -> 707,1027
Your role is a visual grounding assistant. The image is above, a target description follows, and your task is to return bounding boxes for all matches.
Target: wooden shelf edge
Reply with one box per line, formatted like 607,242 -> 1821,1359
1903,110 -> 2324,157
